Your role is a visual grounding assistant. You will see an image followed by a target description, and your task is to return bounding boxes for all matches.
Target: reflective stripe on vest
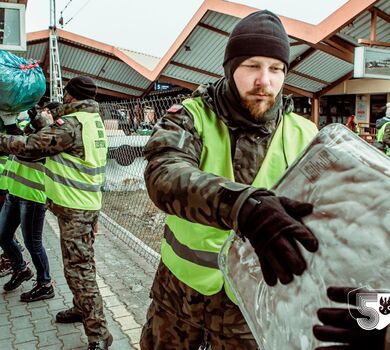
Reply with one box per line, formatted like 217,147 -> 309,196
161,96 -> 318,299
44,112 -> 107,210
164,226 -> 219,269
376,121 -> 390,156
0,155 -> 8,191
6,155 -> 46,203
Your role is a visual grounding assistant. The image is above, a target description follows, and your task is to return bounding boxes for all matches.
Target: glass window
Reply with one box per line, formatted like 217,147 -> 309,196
370,94 -> 387,123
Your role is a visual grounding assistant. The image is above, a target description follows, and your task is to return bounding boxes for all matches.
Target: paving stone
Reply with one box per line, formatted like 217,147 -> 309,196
56,323 -> 80,336
0,317 -> 11,327
108,305 -> 131,319
30,306 -> 51,321
39,344 -> 65,350
126,327 -> 142,344
60,333 -> 86,350
32,317 -> 56,333
0,302 -> 7,313
4,294 -> 24,307
0,339 -> 13,350
26,300 -> 48,309
115,315 -> 140,331
9,305 -> 30,318
0,324 -> 12,340
102,295 -> 123,308
45,298 -> 67,312
13,341 -> 39,350
111,337 -> 137,349
10,315 -> 31,330
13,327 -> 37,344
99,286 -> 115,298
36,329 -> 62,347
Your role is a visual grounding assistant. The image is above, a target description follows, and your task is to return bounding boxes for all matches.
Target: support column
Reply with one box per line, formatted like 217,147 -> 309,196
312,96 -> 320,127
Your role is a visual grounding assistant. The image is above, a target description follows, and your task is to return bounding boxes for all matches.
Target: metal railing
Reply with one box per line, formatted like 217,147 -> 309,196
100,94 -> 189,266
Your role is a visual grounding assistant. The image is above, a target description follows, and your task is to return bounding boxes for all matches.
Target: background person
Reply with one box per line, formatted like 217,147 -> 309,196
0,116 -> 29,278
0,76 -> 112,350
375,102 -> 390,156
346,114 -> 359,134
0,116 -> 53,302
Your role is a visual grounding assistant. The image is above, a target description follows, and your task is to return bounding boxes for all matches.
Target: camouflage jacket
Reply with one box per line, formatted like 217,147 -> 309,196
0,100 -> 100,160
144,83 -> 283,231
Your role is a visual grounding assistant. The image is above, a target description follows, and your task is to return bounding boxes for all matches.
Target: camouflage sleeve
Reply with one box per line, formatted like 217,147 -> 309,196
383,123 -> 390,146
144,106 -> 256,231
385,326 -> 390,350
0,118 -> 76,160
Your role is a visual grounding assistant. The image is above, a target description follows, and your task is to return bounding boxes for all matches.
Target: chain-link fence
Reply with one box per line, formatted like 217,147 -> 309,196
100,94 -> 190,267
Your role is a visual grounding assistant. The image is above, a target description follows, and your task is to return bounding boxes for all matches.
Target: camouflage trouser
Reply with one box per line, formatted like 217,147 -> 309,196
140,261 -> 258,350
48,201 -> 110,342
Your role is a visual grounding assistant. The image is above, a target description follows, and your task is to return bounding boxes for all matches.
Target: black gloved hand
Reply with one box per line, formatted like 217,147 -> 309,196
4,123 -> 23,136
313,286 -> 387,350
238,191 -> 318,286
27,107 -> 38,120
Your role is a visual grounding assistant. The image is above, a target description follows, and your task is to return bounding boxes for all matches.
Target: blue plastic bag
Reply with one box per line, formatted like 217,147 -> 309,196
0,49 -> 46,113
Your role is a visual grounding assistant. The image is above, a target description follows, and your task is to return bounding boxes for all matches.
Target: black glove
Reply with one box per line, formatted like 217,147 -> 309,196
313,286 -> 387,350
4,123 -> 23,136
238,191 -> 318,286
27,107 -> 38,120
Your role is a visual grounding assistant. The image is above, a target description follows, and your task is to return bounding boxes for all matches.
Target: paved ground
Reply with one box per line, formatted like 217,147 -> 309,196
0,211 -> 156,350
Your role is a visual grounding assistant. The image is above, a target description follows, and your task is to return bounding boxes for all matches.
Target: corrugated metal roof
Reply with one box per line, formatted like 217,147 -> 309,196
159,0 -> 389,97
337,0 -> 390,47
59,44 -> 108,76
23,0 -> 389,100
294,51 -> 353,86
164,64 -> 219,85
116,48 -> 160,71
173,26 -> 226,75
61,70 -> 143,97
160,10 -> 343,94
16,42 -> 47,62
285,73 -> 327,92
57,45 -> 151,97
201,10 -> 240,33
289,43 -> 311,62
24,31 -> 154,98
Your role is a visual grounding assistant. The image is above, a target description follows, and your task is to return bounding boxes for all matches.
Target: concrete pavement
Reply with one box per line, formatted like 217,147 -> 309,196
0,211 -> 156,350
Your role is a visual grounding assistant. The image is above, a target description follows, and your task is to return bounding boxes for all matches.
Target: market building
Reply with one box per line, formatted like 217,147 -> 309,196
13,0 -> 390,133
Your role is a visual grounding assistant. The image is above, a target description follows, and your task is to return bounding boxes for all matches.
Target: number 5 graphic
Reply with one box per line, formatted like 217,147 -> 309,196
354,292 -> 379,330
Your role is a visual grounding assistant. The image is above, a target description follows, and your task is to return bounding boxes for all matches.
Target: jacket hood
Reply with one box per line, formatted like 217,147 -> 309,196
376,116 -> 390,129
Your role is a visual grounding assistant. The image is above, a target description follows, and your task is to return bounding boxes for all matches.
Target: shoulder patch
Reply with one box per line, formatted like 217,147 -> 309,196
167,104 -> 183,113
55,118 -> 65,126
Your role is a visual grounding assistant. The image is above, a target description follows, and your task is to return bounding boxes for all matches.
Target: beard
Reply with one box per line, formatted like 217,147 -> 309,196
241,88 -> 276,121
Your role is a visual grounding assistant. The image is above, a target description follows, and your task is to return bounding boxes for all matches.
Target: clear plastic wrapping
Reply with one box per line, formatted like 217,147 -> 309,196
219,124 -> 390,350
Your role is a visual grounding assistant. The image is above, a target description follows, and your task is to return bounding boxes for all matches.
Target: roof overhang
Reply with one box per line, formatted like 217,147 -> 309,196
150,0 -> 385,98
25,29 -> 156,99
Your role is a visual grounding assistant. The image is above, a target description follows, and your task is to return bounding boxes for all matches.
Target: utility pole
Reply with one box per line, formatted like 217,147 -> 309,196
49,0 -> 63,102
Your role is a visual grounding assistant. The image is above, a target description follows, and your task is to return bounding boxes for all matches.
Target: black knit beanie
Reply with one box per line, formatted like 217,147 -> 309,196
64,76 -> 97,100
223,10 -> 290,70
44,101 -> 62,111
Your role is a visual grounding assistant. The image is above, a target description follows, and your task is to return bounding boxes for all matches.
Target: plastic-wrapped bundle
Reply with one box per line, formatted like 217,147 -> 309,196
0,50 -> 46,114
219,124 -> 390,350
